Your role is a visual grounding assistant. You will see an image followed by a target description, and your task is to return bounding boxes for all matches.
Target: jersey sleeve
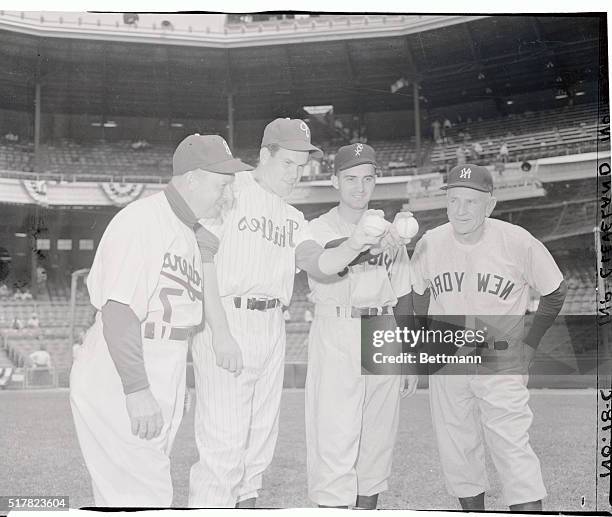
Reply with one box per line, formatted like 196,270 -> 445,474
294,209 -> 315,247
87,203 -> 169,321
308,217 -> 339,247
523,235 -> 564,295
410,235 -> 429,295
390,245 -> 412,298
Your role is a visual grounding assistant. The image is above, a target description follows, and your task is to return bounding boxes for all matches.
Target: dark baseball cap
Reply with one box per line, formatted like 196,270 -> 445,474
173,134 -> 253,176
441,163 -> 494,193
334,143 -> 378,174
261,118 -> 323,159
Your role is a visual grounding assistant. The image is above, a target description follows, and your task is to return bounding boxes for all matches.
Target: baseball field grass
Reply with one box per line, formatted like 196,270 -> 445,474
0,388 -> 598,511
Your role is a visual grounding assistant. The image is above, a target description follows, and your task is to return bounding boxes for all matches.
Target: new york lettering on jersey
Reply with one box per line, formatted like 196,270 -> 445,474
412,219 -> 563,317
428,271 -> 515,301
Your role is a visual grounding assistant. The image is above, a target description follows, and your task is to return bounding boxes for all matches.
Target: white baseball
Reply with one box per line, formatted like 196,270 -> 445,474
394,215 -> 419,240
362,214 -> 389,237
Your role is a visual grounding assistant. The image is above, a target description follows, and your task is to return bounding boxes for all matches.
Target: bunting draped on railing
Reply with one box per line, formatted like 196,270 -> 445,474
21,180 -> 48,206
100,182 -> 145,206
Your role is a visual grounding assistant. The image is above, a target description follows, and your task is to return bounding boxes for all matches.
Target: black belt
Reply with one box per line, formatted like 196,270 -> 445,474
347,306 -> 392,318
143,322 -> 191,341
469,340 -> 509,351
233,297 -> 281,311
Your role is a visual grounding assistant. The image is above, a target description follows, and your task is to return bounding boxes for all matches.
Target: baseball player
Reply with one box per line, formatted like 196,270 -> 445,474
305,143 -> 418,509
189,119 -> 403,508
70,135 -> 252,507
410,163 -> 567,511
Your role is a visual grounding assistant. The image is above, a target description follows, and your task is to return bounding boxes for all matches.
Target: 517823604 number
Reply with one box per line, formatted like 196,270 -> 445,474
601,389 -> 612,481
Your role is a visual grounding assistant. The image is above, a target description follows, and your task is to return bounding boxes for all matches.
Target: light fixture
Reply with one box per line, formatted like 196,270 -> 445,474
390,78 -> 408,94
103,121 -> 117,128
14,232 -> 27,238
170,122 -> 184,128
506,100 -> 514,105
575,91 -> 586,96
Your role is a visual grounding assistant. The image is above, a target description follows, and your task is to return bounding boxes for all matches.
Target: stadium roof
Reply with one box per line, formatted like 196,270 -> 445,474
0,14 -> 604,120
0,13 -> 485,47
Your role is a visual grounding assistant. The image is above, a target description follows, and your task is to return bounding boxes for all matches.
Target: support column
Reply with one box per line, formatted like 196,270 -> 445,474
31,84 -> 42,299
413,81 -> 421,166
34,82 -> 41,173
227,92 -> 235,149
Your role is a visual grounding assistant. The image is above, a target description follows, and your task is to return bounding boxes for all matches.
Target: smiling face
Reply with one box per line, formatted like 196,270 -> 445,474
333,163 -> 376,210
446,187 -> 496,241
258,146 -> 310,197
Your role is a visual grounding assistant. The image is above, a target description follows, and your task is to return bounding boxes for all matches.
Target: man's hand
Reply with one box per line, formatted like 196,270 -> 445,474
346,209 -> 386,253
125,388 -> 164,440
371,224 -> 405,256
400,374 -> 418,398
211,332 -> 244,376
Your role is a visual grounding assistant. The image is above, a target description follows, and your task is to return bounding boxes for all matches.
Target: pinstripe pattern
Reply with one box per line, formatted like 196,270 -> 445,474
214,171 -> 312,305
189,299 -> 285,507
190,171 -> 305,507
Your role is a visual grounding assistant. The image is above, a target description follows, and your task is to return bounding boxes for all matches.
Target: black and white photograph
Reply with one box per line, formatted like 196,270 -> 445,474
0,6 -> 610,513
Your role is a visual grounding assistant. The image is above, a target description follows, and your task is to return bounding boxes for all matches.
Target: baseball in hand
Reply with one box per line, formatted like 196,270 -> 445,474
362,214 -> 389,237
394,214 -> 419,240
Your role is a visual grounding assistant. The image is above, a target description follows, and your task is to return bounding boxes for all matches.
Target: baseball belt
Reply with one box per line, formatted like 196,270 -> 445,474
466,340 -> 509,350
315,304 -> 393,318
143,321 -> 192,341
233,296 -> 281,311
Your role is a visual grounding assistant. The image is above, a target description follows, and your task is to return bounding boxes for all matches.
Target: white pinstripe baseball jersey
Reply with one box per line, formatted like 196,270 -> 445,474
212,171 -> 313,305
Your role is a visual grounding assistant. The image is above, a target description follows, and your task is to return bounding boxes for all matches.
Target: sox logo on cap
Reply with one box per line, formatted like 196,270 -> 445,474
354,143 -> 364,157
299,121 -> 311,138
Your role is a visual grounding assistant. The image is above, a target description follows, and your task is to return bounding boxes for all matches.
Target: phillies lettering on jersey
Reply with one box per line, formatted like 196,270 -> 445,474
238,215 -> 300,248
208,171 -> 313,306
428,271 -> 515,301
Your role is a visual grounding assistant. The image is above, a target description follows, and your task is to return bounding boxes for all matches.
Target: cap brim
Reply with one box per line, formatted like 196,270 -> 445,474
205,157 -> 254,174
440,183 -> 492,193
278,139 -> 324,159
336,159 -> 378,173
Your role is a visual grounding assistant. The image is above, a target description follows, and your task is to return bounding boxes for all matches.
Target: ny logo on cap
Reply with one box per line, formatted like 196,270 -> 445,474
222,140 -> 232,156
299,121 -> 310,139
354,143 -> 364,157
459,167 -> 472,179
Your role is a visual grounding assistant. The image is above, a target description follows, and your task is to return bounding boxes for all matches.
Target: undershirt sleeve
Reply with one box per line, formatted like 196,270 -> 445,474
524,280 -> 567,349
101,300 -> 149,395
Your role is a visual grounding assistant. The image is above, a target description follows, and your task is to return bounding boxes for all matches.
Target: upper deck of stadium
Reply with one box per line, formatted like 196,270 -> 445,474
0,12 -> 484,47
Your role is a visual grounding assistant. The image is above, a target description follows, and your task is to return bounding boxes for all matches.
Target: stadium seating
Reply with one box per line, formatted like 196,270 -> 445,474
0,102 -> 605,182
429,103 -> 603,169
0,142 -> 34,171
0,300 -> 95,328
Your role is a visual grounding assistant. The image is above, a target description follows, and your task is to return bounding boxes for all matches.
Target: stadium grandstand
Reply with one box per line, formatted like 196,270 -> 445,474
0,12 -> 608,389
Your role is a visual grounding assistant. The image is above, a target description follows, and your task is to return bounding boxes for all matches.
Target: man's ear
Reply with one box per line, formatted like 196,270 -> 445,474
259,147 -> 271,165
486,195 -> 497,217
330,173 -> 339,190
186,171 -> 197,191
